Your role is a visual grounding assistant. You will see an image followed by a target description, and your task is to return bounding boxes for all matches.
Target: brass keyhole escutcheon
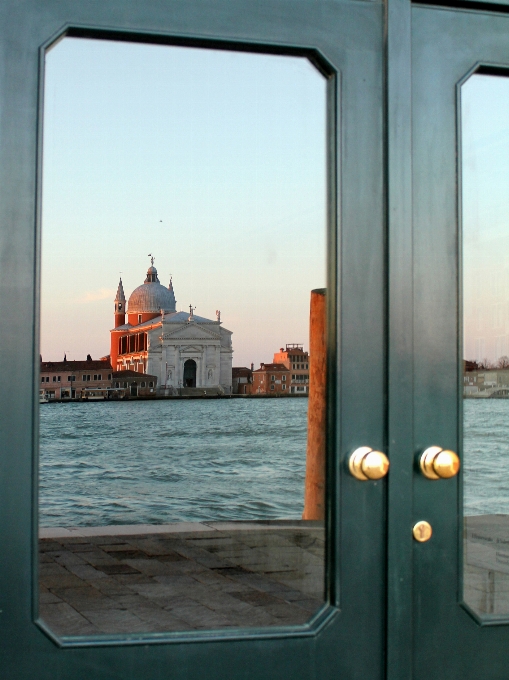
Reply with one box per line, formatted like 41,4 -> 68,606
420,446 -> 460,480
349,447 -> 389,481
413,521 -> 432,542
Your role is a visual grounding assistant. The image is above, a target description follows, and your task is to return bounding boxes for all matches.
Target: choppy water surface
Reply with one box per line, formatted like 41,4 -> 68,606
464,399 -> 509,516
40,399 -> 308,527
40,397 -> 503,526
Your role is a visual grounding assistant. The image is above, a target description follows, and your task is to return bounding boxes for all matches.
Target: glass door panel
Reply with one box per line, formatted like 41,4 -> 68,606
462,73 -> 509,618
39,36 -> 327,638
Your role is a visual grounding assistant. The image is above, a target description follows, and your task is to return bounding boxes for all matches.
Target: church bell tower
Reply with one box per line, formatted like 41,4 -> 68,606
114,278 -> 126,328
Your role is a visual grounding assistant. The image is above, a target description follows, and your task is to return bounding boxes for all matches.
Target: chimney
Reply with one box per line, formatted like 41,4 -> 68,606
251,363 -> 254,371
280,348 -> 284,352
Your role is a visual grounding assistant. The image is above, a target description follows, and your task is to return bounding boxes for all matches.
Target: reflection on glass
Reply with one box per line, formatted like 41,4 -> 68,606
39,38 -> 327,635
463,74 -> 509,616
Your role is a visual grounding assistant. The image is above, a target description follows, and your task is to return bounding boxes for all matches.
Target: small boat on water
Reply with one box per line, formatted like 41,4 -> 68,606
39,391 -> 49,403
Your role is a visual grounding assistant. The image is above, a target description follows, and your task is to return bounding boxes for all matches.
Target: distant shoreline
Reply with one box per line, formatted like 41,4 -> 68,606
40,393 -> 309,404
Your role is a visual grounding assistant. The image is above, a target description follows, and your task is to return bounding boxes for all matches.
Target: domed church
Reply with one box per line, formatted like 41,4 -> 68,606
110,259 -> 233,394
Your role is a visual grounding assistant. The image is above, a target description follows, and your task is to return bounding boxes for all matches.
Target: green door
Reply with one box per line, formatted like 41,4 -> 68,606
0,0 -> 386,679
410,4 -> 509,679
4,1 -> 509,679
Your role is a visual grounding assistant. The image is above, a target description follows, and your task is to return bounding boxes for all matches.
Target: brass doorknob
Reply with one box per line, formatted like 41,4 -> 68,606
420,446 -> 460,480
349,447 -> 389,481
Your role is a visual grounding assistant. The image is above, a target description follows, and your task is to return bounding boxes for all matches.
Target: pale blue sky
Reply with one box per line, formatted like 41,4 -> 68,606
462,74 -> 509,363
41,38 -> 327,366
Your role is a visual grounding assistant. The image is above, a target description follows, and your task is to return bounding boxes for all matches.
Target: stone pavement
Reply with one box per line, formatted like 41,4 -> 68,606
464,514 -> 509,616
39,520 -> 325,636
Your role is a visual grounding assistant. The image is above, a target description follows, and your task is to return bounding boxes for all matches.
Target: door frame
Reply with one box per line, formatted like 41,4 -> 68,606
0,1 -> 386,679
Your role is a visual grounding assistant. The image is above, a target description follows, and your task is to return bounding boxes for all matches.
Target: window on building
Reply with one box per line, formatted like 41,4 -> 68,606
138,314 -> 142,324
149,381 -> 153,388
270,384 -> 275,391
123,382 -> 128,388
282,375 -> 286,381
115,382 -> 119,388
108,374 -> 111,380
282,384 -> 286,390
271,375 -> 275,381
141,381 -> 146,387
52,376 -> 56,382
41,377 -> 44,383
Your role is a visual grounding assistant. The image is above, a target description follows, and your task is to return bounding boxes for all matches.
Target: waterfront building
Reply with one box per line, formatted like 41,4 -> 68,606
232,366 -> 253,394
40,360 -> 158,400
111,370 -> 158,397
40,357 -> 112,399
463,368 -> 509,397
273,344 -> 310,394
110,261 -> 233,394
252,363 -> 290,394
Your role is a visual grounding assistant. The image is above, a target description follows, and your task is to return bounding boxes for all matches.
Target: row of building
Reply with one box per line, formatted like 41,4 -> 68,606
40,261 -> 309,400
40,358 -> 158,400
40,341 -> 311,400
463,363 -> 509,397
232,343 -> 310,395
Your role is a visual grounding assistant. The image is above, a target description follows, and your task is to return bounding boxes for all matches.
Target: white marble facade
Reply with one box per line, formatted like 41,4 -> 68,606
144,311 -> 233,392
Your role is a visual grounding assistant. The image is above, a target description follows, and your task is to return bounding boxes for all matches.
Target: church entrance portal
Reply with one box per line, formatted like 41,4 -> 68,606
183,359 -> 197,387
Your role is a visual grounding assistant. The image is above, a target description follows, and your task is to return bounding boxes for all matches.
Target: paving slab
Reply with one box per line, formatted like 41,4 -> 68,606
39,520 -> 325,635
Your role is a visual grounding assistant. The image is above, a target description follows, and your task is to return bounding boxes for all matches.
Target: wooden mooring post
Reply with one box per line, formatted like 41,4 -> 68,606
302,288 -> 326,520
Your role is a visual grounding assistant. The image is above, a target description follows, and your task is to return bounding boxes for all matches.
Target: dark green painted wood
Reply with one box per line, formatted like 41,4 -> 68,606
386,1 -> 414,680
412,5 -> 509,679
0,1 -> 386,679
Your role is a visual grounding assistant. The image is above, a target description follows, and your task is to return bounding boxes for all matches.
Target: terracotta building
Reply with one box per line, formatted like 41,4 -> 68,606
40,359 -> 158,400
232,366 -> 253,394
252,363 -> 290,394
40,357 -> 113,400
273,343 -> 310,394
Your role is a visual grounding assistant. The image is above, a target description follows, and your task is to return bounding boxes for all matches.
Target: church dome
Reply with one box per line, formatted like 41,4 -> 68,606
128,264 -> 177,314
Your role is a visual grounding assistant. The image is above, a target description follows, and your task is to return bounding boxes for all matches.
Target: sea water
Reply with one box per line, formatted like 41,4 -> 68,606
39,398 -> 308,527
39,397 -> 506,527
463,399 -> 509,516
